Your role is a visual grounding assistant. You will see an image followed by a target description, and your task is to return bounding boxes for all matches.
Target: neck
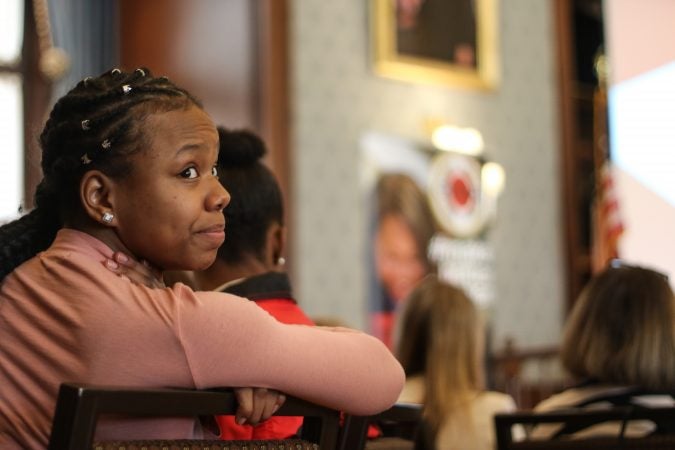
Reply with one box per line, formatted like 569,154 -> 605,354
70,222 -> 163,274
73,222 -> 135,257
195,255 -> 271,291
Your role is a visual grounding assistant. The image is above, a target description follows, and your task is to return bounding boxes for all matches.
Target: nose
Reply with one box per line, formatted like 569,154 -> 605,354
207,179 -> 230,212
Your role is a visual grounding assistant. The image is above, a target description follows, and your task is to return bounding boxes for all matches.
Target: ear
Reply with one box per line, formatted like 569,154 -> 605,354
80,170 -> 117,226
266,222 -> 286,268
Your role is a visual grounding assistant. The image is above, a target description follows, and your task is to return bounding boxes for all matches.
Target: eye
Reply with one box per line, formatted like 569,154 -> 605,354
180,167 -> 199,179
211,166 -> 219,178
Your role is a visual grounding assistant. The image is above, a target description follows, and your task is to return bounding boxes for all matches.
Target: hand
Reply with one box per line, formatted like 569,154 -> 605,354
234,387 -> 286,426
103,252 -> 165,289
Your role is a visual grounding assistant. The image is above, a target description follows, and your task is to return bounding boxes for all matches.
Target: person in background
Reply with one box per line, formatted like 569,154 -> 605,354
193,127 -> 313,440
371,173 -> 437,349
395,275 -> 518,449
0,68 -> 405,450
533,262 -> 675,439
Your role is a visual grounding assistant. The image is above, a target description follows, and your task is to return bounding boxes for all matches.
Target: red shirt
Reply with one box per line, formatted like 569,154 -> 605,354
216,272 -> 314,440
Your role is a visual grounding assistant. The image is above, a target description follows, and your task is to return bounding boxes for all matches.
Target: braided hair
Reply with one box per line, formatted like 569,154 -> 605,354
216,127 -> 284,264
0,68 -> 201,281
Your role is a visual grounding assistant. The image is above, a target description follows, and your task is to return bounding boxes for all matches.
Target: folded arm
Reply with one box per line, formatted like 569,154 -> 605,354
178,288 -> 405,416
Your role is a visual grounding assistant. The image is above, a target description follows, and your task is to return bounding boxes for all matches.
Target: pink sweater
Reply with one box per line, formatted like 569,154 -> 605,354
0,229 -> 404,449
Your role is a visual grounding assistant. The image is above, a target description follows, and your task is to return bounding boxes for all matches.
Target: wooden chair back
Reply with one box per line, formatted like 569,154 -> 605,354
338,403 -> 423,450
495,406 -> 675,450
48,383 -> 341,450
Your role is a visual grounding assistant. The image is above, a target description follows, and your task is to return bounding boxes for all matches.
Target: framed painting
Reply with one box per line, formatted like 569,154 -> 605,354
370,0 -> 499,90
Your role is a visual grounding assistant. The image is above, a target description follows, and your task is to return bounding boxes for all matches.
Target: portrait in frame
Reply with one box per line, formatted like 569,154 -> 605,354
370,0 -> 499,90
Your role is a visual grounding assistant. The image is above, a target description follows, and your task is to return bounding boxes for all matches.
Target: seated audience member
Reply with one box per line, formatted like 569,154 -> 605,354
533,261 -> 675,438
395,275 -> 518,450
0,68 -> 405,450
193,127 -> 313,439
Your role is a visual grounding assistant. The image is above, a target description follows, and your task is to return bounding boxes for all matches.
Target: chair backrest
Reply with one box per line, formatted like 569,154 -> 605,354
338,403 -> 423,450
48,383 -> 341,450
495,406 -> 675,450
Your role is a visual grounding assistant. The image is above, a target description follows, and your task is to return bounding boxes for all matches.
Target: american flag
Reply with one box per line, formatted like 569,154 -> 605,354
591,161 -> 624,273
591,84 -> 624,273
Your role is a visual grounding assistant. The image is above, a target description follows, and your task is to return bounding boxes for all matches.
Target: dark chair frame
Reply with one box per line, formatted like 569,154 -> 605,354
48,382 -> 340,450
338,402 -> 423,450
495,406 -> 675,450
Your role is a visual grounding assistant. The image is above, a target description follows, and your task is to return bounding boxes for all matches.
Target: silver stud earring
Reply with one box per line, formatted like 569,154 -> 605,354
102,212 -> 114,224
277,257 -> 286,267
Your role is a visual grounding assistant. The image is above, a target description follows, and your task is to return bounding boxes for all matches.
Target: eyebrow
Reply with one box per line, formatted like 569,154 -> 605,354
175,142 -> 206,156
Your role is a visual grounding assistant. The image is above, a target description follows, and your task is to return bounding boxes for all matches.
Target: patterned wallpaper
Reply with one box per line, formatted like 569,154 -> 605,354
289,0 -> 564,349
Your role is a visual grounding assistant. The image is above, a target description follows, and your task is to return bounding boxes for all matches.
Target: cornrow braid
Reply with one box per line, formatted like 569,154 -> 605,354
0,67 -> 202,281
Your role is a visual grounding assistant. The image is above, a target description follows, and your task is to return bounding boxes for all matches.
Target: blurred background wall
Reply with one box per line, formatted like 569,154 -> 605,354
290,1 -> 563,352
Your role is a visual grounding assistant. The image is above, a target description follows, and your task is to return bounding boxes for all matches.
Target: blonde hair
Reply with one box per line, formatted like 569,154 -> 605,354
561,264 -> 675,390
396,275 -> 484,437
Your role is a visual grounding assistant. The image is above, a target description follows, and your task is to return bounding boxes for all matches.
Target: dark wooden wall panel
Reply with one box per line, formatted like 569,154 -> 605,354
119,0 -> 258,130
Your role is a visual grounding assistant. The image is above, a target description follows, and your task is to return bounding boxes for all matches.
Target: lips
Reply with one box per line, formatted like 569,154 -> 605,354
197,223 -> 226,246
201,223 -> 225,234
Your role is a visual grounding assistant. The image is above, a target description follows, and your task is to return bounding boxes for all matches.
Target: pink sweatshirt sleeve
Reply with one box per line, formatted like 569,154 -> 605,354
175,286 -> 405,416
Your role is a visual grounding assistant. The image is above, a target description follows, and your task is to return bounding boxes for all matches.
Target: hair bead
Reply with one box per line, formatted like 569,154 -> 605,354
81,153 -> 92,165
111,68 -> 121,75
136,68 -> 146,77
81,120 -> 90,131
122,85 -> 132,94
101,139 -> 111,149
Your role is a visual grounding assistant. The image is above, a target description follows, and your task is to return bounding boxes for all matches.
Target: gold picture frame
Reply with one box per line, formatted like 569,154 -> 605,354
371,0 -> 499,91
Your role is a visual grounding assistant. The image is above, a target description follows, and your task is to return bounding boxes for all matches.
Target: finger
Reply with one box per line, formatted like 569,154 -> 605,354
241,387 -> 268,425
234,388 -> 253,425
113,252 -> 130,266
274,393 -> 286,414
104,258 -> 119,272
107,253 -> 164,288
112,259 -> 150,285
250,387 -> 274,424
259,390 -> 282,422
114,252 -> 149,275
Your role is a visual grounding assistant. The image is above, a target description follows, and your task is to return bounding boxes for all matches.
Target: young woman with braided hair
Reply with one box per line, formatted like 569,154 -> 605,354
0,68 -> 404,449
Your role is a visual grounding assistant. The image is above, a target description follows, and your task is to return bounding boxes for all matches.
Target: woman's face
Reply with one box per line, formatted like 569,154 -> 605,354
111,105 -> 230,271
374,214 -> 428,303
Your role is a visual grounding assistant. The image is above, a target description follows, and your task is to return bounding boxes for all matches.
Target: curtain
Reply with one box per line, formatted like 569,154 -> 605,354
47,0 -> 118,99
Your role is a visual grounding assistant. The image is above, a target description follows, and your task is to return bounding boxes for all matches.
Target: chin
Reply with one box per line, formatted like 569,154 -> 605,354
166,254 -> 216,272
192,255 -> 218,271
